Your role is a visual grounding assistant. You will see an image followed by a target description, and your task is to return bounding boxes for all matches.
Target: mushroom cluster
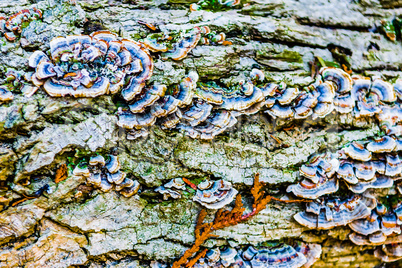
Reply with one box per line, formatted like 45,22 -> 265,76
192,243 -> 321,268
73,154 -> 140,197
27,31 -> 153,98
143,26 -> 231,53
0,69 -> 21,104
293,195 -> 375,230
294,192 -> 402,263
141,26 -> 201,60
190,0 -> 241,11
155,178 -> 186,200
24,30 -> 402,141
117,71 -> 197,134
349,201 -> 402,262
193,179 -> 238,209
0,8 -> 42,42
287,135 -> 402,199
154,66 -> 402,139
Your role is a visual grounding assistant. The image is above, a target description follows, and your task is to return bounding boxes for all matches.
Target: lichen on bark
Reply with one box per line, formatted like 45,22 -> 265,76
0,0 -> 402,267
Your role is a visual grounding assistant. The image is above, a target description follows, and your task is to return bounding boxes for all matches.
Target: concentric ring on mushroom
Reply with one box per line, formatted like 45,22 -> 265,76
28,31 -> 153,99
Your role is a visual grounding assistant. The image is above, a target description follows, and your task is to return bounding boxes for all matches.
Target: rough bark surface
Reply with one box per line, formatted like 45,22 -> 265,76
0,0 -> 401,267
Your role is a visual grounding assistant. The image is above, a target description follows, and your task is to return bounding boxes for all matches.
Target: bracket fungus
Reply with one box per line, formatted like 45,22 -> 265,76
190,0 -> 241,11
161,27 -> 201,61
349,202 -> 402,246
192,243 -> 321,268
0,8 -> 42,42
0,86 -> 13,102
288,135 -> 402,200
193,179 -> 238,209
20,34 -> 402,142
28,31 -> 153,99
293,195 -> 374,230
375,244 -> 402,262
73,154 -> 139,197
155,178 -> 186,200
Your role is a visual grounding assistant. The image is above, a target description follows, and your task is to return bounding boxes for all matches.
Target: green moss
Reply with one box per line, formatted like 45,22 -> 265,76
377,195 -> 402,210
257,49 -> 303,63
380,19 -> 396,42
144,166 -> 154,176
187,176 -> 208,186
194,0 -> 242,11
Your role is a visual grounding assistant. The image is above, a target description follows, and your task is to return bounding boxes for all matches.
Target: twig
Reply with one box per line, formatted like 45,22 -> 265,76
172,173 -> 309,267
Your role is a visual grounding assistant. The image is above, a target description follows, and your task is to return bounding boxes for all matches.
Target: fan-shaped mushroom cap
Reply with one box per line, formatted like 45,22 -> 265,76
250,245 -> 307,268
128,85 -> 167,113
367,136 -> 396,153
87,173 -> 102,187
117,109 -> 157,129
120,180 -> 140,198
320,67 -> 353,94
372,161 -> 386,175
355,100 -> 382,118
220,87 -> 264,111
99,177 -> 113,192
193,179 -> 238,209
205,248 -> 221,264
0,86 -> 13,102
333,94 -> 355,113
371,78 -> 396,102
355,162 -> 376,181
316,81 -> 336,103
91,30 -> 118,42
242,246 -> 258,261
337,161 -> 358,184
155,186 -> 181,200
89,155 -> 105,166
28,51 -> 49,68
266,103 -> 294,119
349,218 -> 381,236
105,155 -> 120,174
121,39 -> 154,101
50,37 -> 71,60
220,247 -> 237,265
142,36 -> 169,52
121,78 -> 144,103
182,100 -> 213,127
107,170 -> 126,185
162,27 -> 201,61
160,111 -> 182,129
164,178 -> 186,190
174,76 -> 197,108
195,84 -> 223,105
344,142 -> 371,161
73,164 -> 90,177
115,177 -> 135,191
313,102 -> 334,119
276,87 -> 299,105
250,68 -> 265,82
347,176 -> 393,194
150,96 -> 179,118
286,178 -> 338,199
261,83 -> 277,98
351,75 -> 371,102
385,154 -> 402,176
294,196 -> 371,229
43,77 -> 109,98
294,243 -> 322,268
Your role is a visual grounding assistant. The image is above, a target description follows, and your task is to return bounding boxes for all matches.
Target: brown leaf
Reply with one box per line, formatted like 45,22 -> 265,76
55,164 -> 68,183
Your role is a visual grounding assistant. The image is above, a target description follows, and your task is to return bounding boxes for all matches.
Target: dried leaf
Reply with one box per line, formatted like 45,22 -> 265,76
55,164 -> 67,183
